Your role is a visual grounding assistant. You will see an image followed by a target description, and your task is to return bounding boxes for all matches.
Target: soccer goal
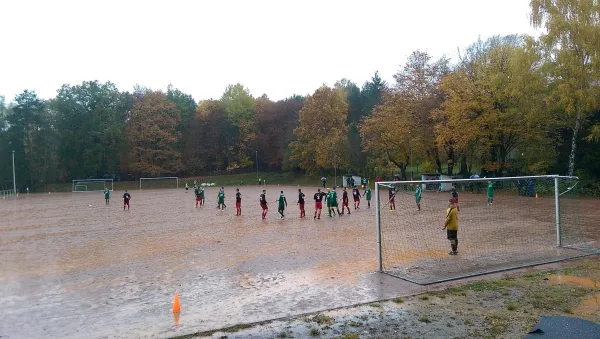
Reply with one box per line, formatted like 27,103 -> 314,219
1,189 -> 16,199
139,177 -> 179,190
375,175 -> 600,285
72,179 -> 114,192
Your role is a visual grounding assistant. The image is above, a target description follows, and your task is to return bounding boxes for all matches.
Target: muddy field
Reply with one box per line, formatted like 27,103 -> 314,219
0,185 -> 598,338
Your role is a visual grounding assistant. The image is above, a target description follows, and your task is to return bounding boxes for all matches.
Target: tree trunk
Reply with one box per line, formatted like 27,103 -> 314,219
460,155 -> 468,175
447,147 -> 454,176
400,164 -> 408,181
434,148 -> 442,173
568,114 -> 582,176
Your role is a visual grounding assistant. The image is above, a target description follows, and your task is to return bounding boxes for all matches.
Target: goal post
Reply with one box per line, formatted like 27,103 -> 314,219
72,179 -> 113,192
139,177 -> 179,190
375,175 -> 599,284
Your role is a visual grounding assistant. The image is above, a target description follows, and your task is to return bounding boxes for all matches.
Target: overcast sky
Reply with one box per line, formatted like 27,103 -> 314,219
0,0 -> 539,103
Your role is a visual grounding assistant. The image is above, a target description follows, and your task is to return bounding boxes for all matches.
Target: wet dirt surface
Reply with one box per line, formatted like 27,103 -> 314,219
206,260 -> 600,339
0,186 -> 423,339
1,187 -> 599,338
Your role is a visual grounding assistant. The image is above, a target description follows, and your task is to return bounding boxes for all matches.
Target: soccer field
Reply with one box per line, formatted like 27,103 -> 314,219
0,185 -> 389,338
1,185 -> 599,338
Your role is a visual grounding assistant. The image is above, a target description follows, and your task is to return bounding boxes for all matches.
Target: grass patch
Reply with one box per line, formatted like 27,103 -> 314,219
309,327 -> 320,336
277,331 -> 289,338
527,284 -> 591,311
368,303 -> 383,308
487,312 -> 510,337
347,320 -> 362,327
392,297 -> 404,303
307,314 -> 334,326
468,278 -> 522,292
418,316 -> 431,323
464,319 -> 472,325
506,301 -> 519,311
419,295 -> 429,301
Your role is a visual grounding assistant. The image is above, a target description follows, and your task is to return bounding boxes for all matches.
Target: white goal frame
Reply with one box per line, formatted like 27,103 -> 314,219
72,179 -> 114,192
139,177 -> 179,190
375,174 -> 582,275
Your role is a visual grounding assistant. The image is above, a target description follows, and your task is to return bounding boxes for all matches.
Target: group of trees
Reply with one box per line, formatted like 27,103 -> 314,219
1,1 -> 599,191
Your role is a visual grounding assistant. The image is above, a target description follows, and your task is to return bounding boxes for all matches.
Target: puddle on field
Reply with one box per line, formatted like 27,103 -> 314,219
548,275 -> 598,288
575,293 -> 600,315
549,275 -> 600,315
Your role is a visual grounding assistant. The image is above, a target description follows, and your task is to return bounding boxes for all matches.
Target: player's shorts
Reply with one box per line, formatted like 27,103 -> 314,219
315,201 -> 322,209
447,230 -> 458,240
236,201 -> 241,208
299,202 -> 305,209
416,197 -> 421,203
389,197 -> 395,203
124,200 -> 130,206
196,196 -> 201,201
453,196 -> 459,203
218,199 -> 224,205
261,203 -> 268,210
330,202 -> 338,207
353,196 -> 360,202
342,200 -> 349,206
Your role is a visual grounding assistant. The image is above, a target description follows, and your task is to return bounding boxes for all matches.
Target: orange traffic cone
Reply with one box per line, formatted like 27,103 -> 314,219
173,312 -> 180,326
172,292 -> 181,313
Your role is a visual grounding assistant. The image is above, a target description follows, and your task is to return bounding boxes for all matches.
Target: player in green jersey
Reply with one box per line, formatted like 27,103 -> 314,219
217,187 -> 225,210
363,187 -> 372,208
415,185 -> 422,211
328,187 -> 341,217
199,187 -> 205,206
277,191 -> 288,219
487,180 -> 496,205
104,187 -> 110,205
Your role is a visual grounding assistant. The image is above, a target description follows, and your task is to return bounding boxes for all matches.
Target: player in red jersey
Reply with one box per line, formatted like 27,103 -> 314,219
123,190 -> 131,210
352,186 -> 361,209
259,190 -> 268,219
235,188 -> 242,216
313,188 -> 326,220
297,188 -> 306,218
341,187 -> 351,215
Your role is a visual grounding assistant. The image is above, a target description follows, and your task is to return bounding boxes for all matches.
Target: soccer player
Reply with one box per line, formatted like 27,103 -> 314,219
415,184 -> 422,211
277,191 -> 288,219
104,187 -> 110,205
123,190 -> 131,210
389,185 -> 396,211
260,189 -> 268,219
199,186 -> 205,206
363,186 -> 372,208
313,188 -> 326,219
487,180 -> 496,205
443,198 -> 459,255
352,186 -> 361,209
297,188 -> 306,218
451,186 -> 460,211
235,188 -> 242,216
194,185 -> 200,208
341,187 -> 351,215
217,188 -> 225,210
321,176 -> 327,188
185,182 -> 189,193
328,187 -> 341,217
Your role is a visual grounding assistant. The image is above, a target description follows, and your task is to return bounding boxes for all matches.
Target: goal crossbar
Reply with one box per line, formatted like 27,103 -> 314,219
72,179 -> 113,192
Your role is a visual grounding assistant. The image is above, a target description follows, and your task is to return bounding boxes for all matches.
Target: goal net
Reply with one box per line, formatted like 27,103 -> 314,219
72,179 -> 113,192
139,177 -> 179,190
375,175 -> 599,284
